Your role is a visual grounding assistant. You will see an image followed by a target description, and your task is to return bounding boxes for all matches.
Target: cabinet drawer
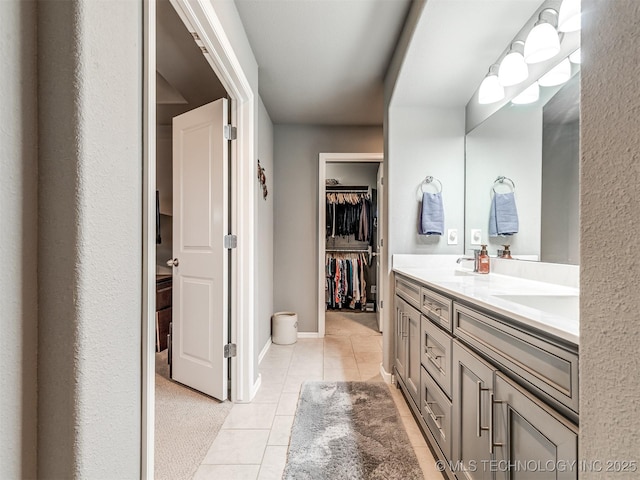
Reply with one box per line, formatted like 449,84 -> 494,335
454,303 -> 579,415
421,316 -> 452,398
395,276 -> 421,310
156,284 -> 172,311
420,367 -> 452,460
421,287 -> 452,332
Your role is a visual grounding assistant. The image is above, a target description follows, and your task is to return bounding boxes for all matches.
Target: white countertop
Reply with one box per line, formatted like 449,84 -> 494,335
393,264 -> 579,346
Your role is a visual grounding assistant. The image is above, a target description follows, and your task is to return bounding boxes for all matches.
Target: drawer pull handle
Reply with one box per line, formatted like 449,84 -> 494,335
477,381 -> 490,437
427,350 -> 445,374
424,400 -> 444,430
489,393 -> 504,454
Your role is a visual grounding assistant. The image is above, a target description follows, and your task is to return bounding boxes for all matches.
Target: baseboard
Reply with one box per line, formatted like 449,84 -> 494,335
258,339 -> 272,364
379,363 -> 393,384
250,373 -> 262,401
297,332 -> 320,339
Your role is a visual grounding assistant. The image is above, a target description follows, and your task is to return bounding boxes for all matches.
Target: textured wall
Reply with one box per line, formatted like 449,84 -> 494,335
256,98 -> 274,368
273,125 -> 383,333
580,0 -> 640,476
37,1 -> 142,478
0,1 -> 38,478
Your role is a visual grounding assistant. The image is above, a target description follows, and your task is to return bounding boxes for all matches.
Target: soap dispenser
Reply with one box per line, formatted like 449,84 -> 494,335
478,244 -> 490,274
501,244 -> 513,259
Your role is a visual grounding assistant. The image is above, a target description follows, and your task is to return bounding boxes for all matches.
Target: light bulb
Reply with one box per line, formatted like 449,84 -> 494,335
478,67 -> 505,104
569,48 -> 581,64
524,10 -> 560,64
538,58 -> 571,86
558,0 -> 581,32
511,82 -> 540,105
499,47 -> 528,87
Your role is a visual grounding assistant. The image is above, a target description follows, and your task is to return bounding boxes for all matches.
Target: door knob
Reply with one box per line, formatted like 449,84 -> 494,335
166,258 -> 179,267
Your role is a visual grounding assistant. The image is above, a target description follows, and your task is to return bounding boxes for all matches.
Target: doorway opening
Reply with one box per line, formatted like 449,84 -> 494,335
153,1 -> 232,478
318,153 -> 384,339
143,0 -> 257,478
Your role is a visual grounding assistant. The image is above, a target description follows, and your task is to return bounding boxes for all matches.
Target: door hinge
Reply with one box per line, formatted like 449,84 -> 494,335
224,343 -> 237,358
380,238 -> 384,247
380,301 -> 384,309
224,124 -> 237,140
381,177 -> 384,186
224,234 -> 237,249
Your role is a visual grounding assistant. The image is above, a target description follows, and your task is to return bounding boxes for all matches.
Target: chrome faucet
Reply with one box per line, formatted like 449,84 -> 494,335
456,250 -> 480,272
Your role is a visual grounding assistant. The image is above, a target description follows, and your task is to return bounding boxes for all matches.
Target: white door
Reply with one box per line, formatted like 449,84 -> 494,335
169,99 -> 228,400
376,165 -> 384,332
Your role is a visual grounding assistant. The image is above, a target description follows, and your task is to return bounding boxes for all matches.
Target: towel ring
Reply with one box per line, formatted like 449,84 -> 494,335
418,176 -> 443,194
492,176 -> 515,195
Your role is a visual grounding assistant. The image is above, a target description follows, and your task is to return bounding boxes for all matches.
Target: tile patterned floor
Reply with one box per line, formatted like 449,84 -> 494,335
193,312 -> 444,479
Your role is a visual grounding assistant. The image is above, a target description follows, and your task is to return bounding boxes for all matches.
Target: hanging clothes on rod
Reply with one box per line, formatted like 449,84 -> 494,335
326,190 -> 373,243
325,252 -> 369,310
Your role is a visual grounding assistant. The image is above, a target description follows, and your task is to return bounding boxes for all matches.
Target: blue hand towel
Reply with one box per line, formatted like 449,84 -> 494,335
489,192 -> 519,236
419,192 -> 444,236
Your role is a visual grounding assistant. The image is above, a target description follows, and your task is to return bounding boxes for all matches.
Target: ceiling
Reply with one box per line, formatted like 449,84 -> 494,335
392,0 -> 543,108
235,0 -> 411,125
156,0 -> 550,127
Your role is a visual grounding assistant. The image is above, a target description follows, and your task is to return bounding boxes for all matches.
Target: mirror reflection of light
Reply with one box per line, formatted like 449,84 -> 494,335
511,82 -> 540,105
538,58 -> 571,87
569,48 -> 581,64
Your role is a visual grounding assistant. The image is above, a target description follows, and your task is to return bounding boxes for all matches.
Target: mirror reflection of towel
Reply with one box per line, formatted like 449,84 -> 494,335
489,192 -> 519,236
419,192 -> 444,236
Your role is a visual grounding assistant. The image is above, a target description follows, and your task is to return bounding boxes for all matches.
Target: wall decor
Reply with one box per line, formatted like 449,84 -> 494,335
257,159 -> 268,200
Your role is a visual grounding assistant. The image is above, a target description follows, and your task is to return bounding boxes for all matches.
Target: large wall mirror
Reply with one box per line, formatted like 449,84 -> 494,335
465,66 -> 580,264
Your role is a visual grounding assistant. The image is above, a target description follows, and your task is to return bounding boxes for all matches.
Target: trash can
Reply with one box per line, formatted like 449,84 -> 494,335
272,312 -> 298,345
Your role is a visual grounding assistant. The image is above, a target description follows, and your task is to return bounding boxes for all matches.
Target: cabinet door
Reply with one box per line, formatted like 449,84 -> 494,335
452,341 -> 496,480
493,372 -> 578,480
405,304 -> 421,404
394,296 -> 407,382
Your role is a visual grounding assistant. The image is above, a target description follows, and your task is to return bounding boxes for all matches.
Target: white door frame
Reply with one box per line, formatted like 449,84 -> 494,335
143,1 -> 256,477
317,153 -> 384,338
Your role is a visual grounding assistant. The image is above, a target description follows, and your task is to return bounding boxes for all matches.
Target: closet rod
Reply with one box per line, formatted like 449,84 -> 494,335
326,246 -> 372,253
326,185 -> 370,193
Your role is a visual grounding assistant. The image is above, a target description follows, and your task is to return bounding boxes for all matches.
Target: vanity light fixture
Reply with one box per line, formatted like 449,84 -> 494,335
511,82 -> 540,105
538,58 -> 571,86
524,9 -> 560,64
569,47 -> 581,64
558,0 -> 581,32
478,64 -> 505,104
498,41 -> 528,87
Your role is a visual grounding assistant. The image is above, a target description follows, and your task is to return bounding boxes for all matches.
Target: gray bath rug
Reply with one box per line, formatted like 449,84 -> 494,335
284,381 -> 424,480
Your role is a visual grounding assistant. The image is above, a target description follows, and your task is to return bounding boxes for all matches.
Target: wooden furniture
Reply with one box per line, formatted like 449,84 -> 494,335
156,275 -> 172,352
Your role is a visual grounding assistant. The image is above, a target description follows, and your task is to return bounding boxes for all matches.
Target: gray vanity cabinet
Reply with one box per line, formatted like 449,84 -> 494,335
393,271 -> 579,480
452,340 -> 496,480
394,295 -> 421,404
493,372 -> 578,480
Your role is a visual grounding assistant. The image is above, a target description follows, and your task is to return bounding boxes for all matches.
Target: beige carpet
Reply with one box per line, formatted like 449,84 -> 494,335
155,350 -> 233,480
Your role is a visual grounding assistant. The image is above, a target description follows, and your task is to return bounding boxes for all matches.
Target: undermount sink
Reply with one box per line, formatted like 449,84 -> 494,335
493,294 -> 578,319
453,269 -> 474,277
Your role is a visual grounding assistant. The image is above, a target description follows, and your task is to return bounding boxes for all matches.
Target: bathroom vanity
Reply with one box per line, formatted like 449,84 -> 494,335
393,255 -> 579,479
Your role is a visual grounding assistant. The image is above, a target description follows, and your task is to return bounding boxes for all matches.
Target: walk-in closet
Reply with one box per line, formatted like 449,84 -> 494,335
320,157 -> 383,335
